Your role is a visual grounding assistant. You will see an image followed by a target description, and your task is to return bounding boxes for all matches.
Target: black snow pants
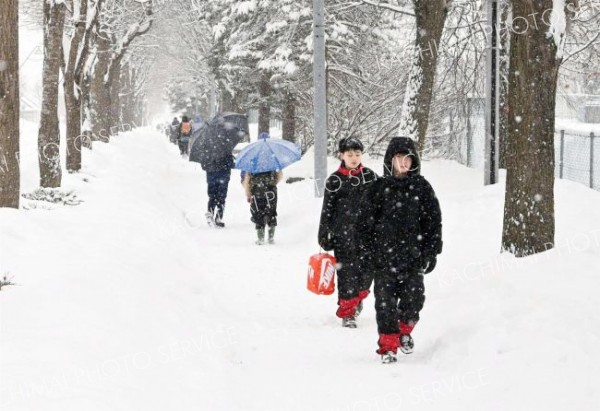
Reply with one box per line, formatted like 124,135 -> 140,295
335,247 -> 374,301
251,187 -> 278,229
206,169 -> 231,221
374,268 -> 425,335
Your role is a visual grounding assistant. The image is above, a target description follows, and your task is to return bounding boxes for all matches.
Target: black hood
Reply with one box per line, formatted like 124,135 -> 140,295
383,137 -> 421,177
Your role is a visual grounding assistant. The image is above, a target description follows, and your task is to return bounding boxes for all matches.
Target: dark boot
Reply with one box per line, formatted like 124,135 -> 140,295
256,227 -> 265,245
399,321 -> 416,354
400,334 -> 414,354
341,316 -> 357,328
214,207 -> 225,227
267,226 -> 276,244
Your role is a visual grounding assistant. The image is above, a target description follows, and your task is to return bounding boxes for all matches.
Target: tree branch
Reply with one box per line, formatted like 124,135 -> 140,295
359,0 -> 415,17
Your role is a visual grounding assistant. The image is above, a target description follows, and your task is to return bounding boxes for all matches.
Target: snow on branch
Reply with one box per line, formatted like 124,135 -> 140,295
113,2 -> 154,60
359,0 -> 415,17
548,0 -> 567,57
233,0 -> 257,15
549,0 -> 579,59
0,273 -> 15,291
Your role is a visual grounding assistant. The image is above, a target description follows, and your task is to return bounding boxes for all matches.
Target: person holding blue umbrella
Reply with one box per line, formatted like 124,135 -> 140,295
236,132 -> 301,244
241,168 -> 282,245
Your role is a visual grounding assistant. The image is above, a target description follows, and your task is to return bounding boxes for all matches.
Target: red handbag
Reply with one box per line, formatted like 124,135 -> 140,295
307,253 -> 336,295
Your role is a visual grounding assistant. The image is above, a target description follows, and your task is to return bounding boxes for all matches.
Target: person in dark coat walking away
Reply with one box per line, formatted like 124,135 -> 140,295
242,169 -> 283,245
178,115 -> 193,156
189,113 -> 248,227
169,117 -> 179,144
357,137 -> 442,363
318,137 -> 378,328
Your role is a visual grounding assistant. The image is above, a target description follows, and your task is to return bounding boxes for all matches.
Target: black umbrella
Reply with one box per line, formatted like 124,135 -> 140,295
189,113 -> 249,172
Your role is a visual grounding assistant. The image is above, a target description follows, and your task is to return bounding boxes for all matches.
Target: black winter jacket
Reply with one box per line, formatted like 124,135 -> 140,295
357,137 -> 442,272
318,164 -> 378,252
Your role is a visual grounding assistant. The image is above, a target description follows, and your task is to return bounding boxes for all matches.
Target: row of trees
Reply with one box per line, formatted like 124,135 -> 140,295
160,0 -> 415,151
1,0 -> 156,207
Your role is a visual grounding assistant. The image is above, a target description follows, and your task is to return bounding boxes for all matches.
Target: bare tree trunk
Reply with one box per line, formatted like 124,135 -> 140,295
0,0 -> 20,208
134,93 -> 145,126
258,73 -> 271,134
108,58 -> 122,134
64,0 -> 88,172
125,62 -> 151,127
282,89 -> 296,143
131,66 -> 147,128
501,1 -> 569,256
498,0 -> 510,169
65,89 -> 83,172
120,63 -> 133,126
398,0 -> 448,154
81,73 -> 93,149
102,1 -> 154,131
220,86 -> 243,113
38,0 -> 66,188
90,32 -> 111,142
220,87 -> 233,112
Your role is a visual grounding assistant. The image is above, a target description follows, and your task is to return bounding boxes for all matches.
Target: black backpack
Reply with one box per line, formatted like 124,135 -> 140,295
250,172 -> 277,196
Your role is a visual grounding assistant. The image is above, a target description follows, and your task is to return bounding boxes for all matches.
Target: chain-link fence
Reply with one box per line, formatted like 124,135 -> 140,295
460,125 -> 599,191
459,97 -> 600,191
555,130 -> 599,191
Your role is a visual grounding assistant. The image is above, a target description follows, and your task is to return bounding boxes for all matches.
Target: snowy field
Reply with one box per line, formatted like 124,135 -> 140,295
1,125 -> 600,411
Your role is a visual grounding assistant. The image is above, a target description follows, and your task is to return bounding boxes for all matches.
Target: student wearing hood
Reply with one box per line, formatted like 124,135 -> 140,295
357,137 -> 442,363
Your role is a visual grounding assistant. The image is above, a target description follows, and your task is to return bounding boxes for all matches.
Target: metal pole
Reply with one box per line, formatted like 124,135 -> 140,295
559,130 -> 565,179
591,132 -> 595,189
466,97 -> 472,168
209,82 -> 217,117
313,0 -> 327,197
484,0 -> 500,185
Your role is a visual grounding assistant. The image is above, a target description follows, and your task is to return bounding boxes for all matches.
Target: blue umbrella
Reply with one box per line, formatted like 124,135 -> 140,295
235,132 -> 301,173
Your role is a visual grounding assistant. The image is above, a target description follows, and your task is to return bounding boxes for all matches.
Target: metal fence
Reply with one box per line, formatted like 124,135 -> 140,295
555,130 -> 599,191
461,123 -> 600,192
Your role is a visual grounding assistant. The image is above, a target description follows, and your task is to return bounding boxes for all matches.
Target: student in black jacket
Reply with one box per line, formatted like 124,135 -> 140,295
357,137 -> 442,363
242,170 -> 283,245
318,137 -> 378,328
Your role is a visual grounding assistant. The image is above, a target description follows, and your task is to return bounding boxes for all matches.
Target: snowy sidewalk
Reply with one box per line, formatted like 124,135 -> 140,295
2,128 -> 600,411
